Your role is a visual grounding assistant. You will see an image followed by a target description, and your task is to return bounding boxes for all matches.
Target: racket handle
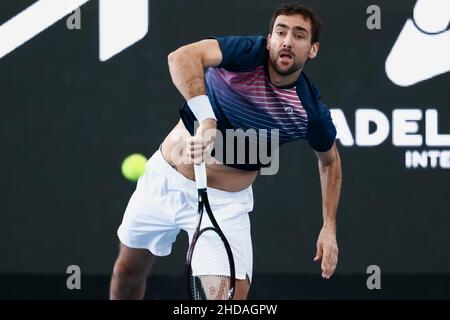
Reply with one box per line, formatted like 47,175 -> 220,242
194,162 -> 207,190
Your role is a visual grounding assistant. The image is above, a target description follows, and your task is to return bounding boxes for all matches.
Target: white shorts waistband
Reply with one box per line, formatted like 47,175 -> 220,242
150,147 -> 253,200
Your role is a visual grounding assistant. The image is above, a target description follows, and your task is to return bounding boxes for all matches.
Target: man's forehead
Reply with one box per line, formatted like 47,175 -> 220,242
274,14 -> 311,32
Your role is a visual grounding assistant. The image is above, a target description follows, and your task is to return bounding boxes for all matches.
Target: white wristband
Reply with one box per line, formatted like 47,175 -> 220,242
187,95 -> 217,123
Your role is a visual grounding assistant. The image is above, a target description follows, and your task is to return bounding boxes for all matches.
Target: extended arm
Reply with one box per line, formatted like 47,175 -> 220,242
313,142 -> 342,279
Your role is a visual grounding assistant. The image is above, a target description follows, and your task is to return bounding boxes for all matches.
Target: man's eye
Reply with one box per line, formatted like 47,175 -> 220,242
277,31 -> 284,36
296,34 -> 304,39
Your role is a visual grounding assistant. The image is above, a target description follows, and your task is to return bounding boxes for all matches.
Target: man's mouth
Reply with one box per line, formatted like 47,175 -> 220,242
279,52 -> 293,63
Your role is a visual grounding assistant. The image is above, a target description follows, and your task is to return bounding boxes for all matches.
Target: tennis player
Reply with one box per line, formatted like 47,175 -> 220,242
110,2 -> 342,300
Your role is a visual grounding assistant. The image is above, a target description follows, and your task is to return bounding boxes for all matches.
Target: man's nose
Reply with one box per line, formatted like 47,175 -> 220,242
282,34 -> 293,48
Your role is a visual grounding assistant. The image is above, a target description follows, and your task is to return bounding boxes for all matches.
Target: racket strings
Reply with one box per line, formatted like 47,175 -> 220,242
189,229 -> 232,300
191,275 -> 232,300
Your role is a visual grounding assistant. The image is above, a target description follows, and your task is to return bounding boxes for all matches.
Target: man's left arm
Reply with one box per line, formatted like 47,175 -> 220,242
313,142 -> 342,279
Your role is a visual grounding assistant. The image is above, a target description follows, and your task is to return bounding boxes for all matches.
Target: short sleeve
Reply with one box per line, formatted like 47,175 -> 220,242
306,85 -> 336,152
210,35 -> 267,72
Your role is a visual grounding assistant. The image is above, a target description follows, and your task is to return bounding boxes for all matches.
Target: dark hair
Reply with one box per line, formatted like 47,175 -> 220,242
269,3 -> 321,43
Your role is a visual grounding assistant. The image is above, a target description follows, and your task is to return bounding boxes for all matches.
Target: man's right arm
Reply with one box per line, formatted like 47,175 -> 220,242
168,39 -> 222,163
167,39 -> 222,101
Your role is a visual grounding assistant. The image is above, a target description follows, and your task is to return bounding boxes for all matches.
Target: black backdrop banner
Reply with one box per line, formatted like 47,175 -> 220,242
0,0 -> 449,299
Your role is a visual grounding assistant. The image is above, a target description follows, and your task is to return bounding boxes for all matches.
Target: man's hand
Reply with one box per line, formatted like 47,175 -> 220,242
314,226 -> 339,279
187,119 -> 217,164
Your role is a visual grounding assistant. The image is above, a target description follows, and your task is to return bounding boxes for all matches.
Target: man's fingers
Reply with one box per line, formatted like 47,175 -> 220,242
188,141 -> 203,149
322,263 -> 336,279
321,258 -> 331,279
321,246 -> 338,279
187,138 -> 214,164
314,243 -> 323,262
190,149 -> 205,164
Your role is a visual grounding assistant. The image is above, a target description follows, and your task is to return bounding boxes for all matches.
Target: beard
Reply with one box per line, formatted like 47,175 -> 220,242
268,50 -> 303,76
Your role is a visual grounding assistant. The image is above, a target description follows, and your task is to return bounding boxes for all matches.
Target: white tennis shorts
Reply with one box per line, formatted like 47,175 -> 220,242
117,147 -> 255,282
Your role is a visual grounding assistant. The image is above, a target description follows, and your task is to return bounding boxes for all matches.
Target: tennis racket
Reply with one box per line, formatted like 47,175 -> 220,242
185,161 -> 236,300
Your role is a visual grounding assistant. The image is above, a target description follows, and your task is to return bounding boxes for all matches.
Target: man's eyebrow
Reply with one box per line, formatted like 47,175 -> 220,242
275,23 -> 309,33
293,26 -> 309,33
275,23 -> 289,29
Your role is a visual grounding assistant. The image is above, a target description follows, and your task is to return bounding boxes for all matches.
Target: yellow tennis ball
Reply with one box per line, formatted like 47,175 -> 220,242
121,153 -> 147,182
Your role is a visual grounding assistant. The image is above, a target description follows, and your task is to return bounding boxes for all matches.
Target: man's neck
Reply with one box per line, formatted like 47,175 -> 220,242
267,62 -> 302,87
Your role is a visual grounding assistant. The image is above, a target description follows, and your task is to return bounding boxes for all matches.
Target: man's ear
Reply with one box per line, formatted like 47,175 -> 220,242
309,42 -> 320,59
266,33 -> 272,50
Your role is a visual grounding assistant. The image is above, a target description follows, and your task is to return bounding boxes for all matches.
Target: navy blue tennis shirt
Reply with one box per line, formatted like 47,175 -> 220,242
179,35 -> 337,171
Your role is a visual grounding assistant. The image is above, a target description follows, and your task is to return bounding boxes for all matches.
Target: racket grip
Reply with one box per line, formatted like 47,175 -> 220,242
194,162 -> 207,190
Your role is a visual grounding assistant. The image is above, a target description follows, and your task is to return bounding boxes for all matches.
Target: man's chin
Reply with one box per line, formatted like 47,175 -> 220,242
274,64 -> 297,76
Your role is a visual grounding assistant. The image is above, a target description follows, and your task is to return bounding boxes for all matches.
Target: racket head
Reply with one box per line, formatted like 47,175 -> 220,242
186,191 -> 236,300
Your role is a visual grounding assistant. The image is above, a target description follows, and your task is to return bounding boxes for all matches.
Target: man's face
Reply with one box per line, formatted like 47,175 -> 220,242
267,14 -> 319,77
